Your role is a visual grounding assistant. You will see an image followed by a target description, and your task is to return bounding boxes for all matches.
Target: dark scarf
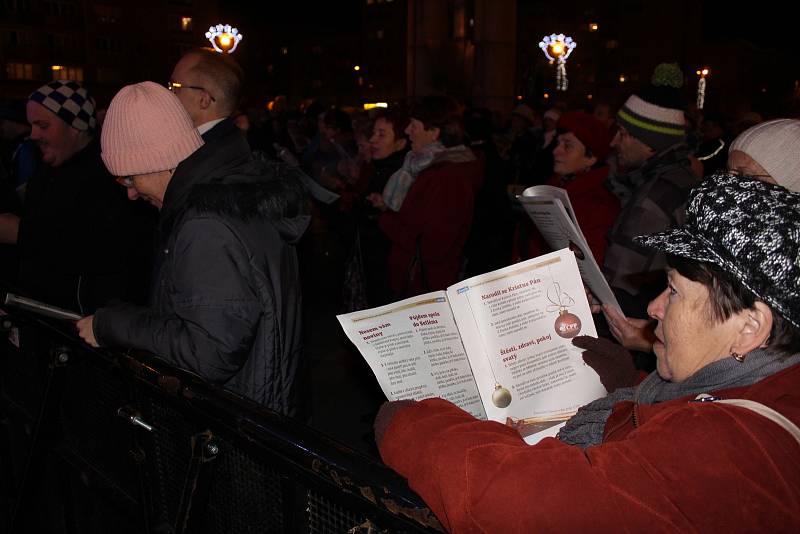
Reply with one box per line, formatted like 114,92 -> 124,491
558,349 -> 800,449
605,143 -> 691,206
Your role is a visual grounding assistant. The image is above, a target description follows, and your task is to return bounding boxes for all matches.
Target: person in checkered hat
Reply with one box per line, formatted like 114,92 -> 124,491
14,80 -> 146,313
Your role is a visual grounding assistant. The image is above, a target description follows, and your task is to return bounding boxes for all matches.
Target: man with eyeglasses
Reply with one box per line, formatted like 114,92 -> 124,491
168,47 -> 244,145
602,63 -> 702,322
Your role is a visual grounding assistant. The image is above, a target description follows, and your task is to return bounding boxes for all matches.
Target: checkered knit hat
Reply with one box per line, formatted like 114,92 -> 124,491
635,172 -> 800,328
730,119 -> 800,192
28,80 -> 96,132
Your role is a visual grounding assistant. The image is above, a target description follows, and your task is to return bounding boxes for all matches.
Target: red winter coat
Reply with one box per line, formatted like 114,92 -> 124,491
525,165 -> 619,266
380,157 -> 484,297
379,362 -> 800,533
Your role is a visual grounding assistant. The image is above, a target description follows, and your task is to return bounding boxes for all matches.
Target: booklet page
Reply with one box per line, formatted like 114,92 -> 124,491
337,292 -> 486,419
447,249 -> 606,442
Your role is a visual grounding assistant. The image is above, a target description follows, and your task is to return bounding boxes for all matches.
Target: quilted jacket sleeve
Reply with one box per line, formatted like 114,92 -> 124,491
93,215 -> 263,384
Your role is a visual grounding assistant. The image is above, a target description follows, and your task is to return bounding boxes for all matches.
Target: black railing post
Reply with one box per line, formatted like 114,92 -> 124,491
9,345 -> 72,533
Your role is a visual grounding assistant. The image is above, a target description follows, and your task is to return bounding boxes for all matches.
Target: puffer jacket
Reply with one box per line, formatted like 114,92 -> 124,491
94,125 -> 309,416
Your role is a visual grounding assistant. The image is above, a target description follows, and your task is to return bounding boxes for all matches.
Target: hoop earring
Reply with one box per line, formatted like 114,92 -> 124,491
732,351 -> 745,363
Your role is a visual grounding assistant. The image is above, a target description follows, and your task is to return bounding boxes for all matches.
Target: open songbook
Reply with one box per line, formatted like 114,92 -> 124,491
337,249 -> 607,444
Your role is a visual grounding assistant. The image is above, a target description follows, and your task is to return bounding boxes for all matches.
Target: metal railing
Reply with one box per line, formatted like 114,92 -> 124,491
0,299 -> 442,534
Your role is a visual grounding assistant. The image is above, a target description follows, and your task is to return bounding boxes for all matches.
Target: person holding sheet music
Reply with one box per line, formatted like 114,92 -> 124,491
373,173 -> 800,533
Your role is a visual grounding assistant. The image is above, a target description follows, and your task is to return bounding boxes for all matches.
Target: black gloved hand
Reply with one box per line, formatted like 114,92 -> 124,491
374,400 -> 417,448
573,335 -> 638,393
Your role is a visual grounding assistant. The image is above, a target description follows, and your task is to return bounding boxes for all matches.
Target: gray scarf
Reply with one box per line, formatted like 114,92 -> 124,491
558,349 -> 800,449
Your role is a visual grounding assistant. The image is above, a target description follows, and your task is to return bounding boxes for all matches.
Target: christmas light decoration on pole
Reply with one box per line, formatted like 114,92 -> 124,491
205,23 -> 243,54
696,68 -> 709,110
539,33 -> 577,91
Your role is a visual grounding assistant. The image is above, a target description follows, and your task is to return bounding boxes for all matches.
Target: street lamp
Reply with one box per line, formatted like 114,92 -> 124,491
205,23 -> 243,54
539,33 -> 576,91
696,68 -> 710,110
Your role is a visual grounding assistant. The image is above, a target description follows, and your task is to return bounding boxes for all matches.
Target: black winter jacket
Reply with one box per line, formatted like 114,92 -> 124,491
94,123 -> 309,416
17,139 -> 141,312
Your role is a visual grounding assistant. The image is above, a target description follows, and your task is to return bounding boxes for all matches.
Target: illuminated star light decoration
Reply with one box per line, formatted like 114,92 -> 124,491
696,68 -> 709,110
539,33 -> 577,91
205,23 -> 243,54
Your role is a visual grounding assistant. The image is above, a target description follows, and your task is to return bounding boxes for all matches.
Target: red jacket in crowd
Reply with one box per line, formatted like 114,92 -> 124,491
379,363 -> 800,533
380,157 -> 484,297
525,165 -> 620,266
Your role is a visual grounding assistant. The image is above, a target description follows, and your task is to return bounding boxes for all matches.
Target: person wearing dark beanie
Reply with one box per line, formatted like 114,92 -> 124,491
602,62 -> 702,322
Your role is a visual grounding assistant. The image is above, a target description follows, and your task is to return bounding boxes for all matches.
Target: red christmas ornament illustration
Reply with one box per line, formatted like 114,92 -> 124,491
554,308 -> 582,338
547,281 -> 582,339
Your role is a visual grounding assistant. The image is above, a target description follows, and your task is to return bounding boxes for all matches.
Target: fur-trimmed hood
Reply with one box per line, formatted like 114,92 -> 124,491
186,162 -> 310,244
161,126 -> 309,244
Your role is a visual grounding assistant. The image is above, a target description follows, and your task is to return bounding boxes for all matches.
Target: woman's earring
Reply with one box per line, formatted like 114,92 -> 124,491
731,351 -> 745,363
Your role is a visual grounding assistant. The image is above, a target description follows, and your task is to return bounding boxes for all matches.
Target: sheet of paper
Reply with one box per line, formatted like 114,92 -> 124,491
337,292 -> 486,419
518,195 -> 621,313
447,249 -> 606,442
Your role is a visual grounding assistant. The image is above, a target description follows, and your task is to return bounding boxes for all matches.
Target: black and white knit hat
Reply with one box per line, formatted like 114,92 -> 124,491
635,172 -> 800,329
28,80 -> 96,132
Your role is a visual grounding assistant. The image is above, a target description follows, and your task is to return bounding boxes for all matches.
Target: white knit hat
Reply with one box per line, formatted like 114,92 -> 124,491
730,118 -> 800,192
543,109 -> 561,122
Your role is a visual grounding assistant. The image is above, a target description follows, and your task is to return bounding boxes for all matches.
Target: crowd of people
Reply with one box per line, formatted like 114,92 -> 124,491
1,50 -> 799,530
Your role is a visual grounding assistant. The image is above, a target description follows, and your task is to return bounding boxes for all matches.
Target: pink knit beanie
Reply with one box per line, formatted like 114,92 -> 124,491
101,81 -> 203,176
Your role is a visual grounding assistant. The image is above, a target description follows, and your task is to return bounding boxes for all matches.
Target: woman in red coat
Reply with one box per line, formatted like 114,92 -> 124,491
372,96 -> 483,297
375,173 -> 800,532
524,111 -> 619,265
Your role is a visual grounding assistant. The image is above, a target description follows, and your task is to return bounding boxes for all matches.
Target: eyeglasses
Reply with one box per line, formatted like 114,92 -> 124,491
167,81 -> 216,102
116,176 -> 134,187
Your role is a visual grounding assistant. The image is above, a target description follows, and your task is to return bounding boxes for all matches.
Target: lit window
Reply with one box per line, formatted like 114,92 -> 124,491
181,17 -> 192,31
7,63 -> 35,80
52,65 -> 84,82
589,23 -> 598,32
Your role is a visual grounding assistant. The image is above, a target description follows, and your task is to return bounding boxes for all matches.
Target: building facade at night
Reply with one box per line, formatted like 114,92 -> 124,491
1,0 -> 797,116
0,0 -> 219,105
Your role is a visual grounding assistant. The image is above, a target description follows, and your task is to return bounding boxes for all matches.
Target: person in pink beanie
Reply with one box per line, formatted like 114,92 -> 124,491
76,81 -> 309,417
